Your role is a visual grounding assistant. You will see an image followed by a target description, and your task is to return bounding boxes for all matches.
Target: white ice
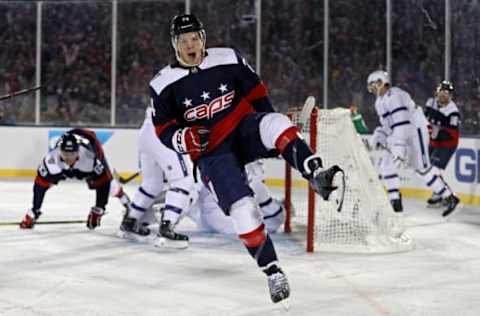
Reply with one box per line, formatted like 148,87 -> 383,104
1,179 -> 480,316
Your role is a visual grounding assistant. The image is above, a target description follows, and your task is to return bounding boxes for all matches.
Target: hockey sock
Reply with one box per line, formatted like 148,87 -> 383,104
245,234 -> 278,268
383,173 -> 401,200
417,166 -> 452,198
281,138 -> 314,175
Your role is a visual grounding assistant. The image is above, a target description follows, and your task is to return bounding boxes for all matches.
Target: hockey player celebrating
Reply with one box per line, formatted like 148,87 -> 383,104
367,70 -> 459,217
149,14 -> 342,304
19,129 -> 131,229
424,80 -> 460,212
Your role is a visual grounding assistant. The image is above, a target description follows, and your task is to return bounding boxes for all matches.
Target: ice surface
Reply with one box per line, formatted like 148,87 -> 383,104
1,179 -> 480,316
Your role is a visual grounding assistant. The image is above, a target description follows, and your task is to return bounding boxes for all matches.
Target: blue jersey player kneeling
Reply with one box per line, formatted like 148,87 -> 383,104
143,14 -> 343,304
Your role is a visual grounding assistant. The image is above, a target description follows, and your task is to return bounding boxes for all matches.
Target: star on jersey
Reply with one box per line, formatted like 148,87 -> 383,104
218,83 -> 228,93
201,91 -> 210,101
182,98 -> 192,107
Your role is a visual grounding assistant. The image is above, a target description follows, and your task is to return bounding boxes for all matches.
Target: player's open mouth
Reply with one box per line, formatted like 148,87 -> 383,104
188,53 -> 196,58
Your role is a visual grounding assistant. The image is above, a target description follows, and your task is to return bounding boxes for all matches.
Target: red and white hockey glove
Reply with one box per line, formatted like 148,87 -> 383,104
19,208 -> 42,229
172,126 -> 210,160
87,206 -> 105,230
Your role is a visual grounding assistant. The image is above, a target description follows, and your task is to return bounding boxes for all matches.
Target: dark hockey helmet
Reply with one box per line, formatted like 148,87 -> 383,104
170,14 -> 204,37
437,80 -> 454,93
170,14 -> 206,65
59,132 -> 79,152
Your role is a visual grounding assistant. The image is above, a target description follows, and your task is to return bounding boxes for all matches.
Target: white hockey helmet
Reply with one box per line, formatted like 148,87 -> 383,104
367,70 -> 390,86
367,70 -> 390,95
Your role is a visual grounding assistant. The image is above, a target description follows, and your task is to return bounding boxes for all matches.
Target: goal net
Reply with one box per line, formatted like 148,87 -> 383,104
284,107 -> 414,253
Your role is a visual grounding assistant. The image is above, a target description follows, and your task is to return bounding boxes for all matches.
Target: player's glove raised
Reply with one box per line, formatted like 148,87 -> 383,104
172,126 -> 210,160
87,206 -> 105,230
19,208 -> 42,229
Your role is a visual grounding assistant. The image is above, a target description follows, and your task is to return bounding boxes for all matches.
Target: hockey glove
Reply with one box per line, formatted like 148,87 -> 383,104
19,208 -> 42,229
172,126 -> 210,160
87,206 -> 105,230
369,127 -> 388,150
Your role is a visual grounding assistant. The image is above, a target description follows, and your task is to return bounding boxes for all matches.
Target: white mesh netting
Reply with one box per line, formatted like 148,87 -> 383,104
289,108 -> 414,253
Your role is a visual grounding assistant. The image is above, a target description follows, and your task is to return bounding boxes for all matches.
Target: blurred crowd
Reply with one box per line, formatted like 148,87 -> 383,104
0,0 -> 479,134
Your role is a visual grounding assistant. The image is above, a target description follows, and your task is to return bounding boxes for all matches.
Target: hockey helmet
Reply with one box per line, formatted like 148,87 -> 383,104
367,70 -> 390,86
367,70 -> 390,95
170,14 -> 205,37
436,80 -> 454,93
59,132 -> 79,152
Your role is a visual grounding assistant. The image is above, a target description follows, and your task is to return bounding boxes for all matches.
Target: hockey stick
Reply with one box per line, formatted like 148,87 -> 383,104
0,85 -> 41,101
113,169 -> 141,184
119,171 -> 140,184
292,96 -> 317,168
297,96 -> 316,130
0,220 -> 86,226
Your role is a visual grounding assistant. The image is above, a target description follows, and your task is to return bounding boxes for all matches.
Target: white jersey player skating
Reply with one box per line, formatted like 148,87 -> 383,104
119,107 -> 195,248
367,70 -> 459,216
19,129 -> 131,230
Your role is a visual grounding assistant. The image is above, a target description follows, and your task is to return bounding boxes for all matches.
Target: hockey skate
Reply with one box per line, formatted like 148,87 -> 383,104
306,157 -> 345,212
19,209 -> 41,229
263,264 -> 290,306
391,198 -> 403,212
442,194 -> 461,219
117,216 -> 151,242
426,193 -> 443,208
154,220 -> 189,249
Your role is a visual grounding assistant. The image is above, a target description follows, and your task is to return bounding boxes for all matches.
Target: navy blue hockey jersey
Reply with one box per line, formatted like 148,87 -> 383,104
149,47 -> 273,155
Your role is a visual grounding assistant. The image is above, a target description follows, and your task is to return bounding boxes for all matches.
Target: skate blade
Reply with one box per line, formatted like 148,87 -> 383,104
116,230 -> 151,243
279,298 -> 291,310
153,237 -> 188,249
426,203 -> 443,209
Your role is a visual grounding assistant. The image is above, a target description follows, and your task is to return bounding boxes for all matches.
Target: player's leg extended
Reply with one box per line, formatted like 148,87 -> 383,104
256,112 -> 343,201
199,152 -> 289,303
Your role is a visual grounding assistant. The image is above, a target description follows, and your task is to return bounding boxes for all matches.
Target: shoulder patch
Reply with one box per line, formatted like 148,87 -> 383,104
150,65 -> 190,95
44,151 -> 62,175
200,48 -> 238,70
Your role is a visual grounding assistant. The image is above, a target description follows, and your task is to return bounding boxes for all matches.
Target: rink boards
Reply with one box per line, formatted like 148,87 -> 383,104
1,126 -> 479,205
